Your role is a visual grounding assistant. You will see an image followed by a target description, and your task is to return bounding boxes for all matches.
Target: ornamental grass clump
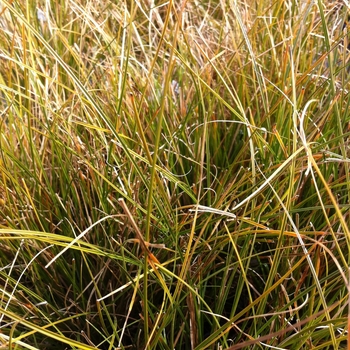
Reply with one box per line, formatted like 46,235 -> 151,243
0,0 -> 349,349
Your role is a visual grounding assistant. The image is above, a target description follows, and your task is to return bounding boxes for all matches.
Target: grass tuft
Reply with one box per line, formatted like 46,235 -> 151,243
0,0 -> 349,349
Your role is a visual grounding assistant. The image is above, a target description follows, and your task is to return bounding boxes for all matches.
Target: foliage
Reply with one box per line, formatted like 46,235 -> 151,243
0,0 -> 349,349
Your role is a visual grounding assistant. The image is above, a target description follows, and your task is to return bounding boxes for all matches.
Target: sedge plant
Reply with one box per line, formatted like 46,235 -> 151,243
0,0 -> 349,349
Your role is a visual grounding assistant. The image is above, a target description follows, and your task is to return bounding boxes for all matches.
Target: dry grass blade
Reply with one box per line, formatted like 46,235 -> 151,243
118,198 -> 160,265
